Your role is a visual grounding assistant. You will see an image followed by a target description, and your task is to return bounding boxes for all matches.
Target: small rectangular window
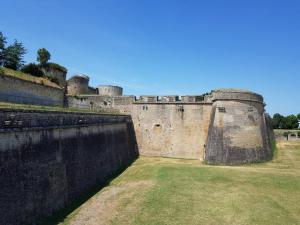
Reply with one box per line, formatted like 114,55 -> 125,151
218,107 -> 226,113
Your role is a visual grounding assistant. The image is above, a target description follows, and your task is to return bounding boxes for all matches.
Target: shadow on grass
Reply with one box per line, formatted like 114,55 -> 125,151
35,160 -> 136,225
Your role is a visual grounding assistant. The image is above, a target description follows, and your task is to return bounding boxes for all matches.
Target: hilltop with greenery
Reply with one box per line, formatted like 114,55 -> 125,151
0,31 -> 67,85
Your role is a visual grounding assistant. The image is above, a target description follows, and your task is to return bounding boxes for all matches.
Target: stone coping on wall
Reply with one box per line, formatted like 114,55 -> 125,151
211,89 -> 264,103
0,109 -> 130,131
133,101 -> 213,105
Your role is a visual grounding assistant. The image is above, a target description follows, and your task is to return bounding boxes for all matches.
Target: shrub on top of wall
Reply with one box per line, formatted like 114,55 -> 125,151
21,63 -> 44,77
48,76 -> 60,85
43,62 -> 67,74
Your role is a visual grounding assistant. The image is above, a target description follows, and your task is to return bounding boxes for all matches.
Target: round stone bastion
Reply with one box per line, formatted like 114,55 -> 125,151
97,85 -> 123,96
205,89 -> 273,165
67,75 -> 90,95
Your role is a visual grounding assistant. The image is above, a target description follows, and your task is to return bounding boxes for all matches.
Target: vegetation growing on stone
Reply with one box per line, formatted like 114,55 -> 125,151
21,63 -> 44,77
0,67 -> 61,88
0,31 -> 67,82
42,62 -> 67,74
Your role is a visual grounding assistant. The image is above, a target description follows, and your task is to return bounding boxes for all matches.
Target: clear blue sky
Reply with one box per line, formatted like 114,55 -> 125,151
1,0 -> 299,115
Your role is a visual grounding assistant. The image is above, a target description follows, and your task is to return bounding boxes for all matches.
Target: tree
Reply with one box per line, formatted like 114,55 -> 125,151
282,115 -> 299,129
297,113 -> 300,121
0,31 -> 7,66
272,113 -> 284,129
3,40 -> 26,70
37,48 -> 51,65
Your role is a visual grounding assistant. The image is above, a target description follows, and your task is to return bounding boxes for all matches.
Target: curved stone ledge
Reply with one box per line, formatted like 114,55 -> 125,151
212,89 -> 264,103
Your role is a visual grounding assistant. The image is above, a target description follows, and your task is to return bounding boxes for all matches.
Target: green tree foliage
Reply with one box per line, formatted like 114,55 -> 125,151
273,113 -> 299,129
3,40 -> 27,70
37,48 -> 51,65
272,113 -> 284,129
0,31 -> 7,66
297,113 -> 300,120
282,115 -> 299,129
21,63 -> 44,77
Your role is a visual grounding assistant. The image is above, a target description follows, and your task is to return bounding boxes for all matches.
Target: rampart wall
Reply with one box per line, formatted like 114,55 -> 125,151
67,95 -> 135,113
0,73 -> 64,107
131,102 -> 212,159
66,90 -> 274,163
0,109 -> 138,225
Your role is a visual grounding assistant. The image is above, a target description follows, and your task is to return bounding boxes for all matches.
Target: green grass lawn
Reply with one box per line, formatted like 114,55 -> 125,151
59,141 -> 300,225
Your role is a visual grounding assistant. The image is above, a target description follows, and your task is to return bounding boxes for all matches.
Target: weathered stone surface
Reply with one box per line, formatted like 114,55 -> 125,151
97,85 -> 123,96
67,75 -> 90,96
131,103 -> 212,159
0,73 -> 64,107
0,110 -> 138,225
205,89 -> 274,165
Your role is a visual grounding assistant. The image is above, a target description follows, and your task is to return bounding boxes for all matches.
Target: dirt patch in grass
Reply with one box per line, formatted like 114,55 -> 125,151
61,181 -> 154,225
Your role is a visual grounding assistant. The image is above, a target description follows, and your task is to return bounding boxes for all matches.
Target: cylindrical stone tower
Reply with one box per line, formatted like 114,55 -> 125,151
205,89 -> 273,165
67,75 -> 90,95
97,85 -> 123,96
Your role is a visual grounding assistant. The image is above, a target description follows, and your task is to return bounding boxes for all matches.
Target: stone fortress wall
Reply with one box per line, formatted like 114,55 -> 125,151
0,109 -> 138,225
0,72 -> 64,107
66,75 -> 274,164
0,70 -> 274,165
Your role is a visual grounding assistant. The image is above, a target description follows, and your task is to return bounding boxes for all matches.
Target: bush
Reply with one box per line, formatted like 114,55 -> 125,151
48,76 -> 60,85
43,62 -> 67,74
21,63 -> 44,77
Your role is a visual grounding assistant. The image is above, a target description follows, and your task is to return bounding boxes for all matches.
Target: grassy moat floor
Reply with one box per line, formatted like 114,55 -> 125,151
58,141 -> 300,225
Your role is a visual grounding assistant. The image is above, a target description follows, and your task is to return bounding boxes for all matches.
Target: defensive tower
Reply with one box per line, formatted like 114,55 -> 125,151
97,85 -> 123,96
205,89 -> 273,164
67,75 -> 90,95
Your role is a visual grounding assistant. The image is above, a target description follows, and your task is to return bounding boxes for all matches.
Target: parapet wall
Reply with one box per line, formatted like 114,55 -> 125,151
67,95 -> 136,113
0,109 -> 138,225
0,73 -> 64,107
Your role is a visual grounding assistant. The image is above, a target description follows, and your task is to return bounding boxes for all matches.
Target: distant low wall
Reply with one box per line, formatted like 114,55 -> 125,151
67,95 -> 135,114
0,109 -> 138,225
0,73 -> 64,106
